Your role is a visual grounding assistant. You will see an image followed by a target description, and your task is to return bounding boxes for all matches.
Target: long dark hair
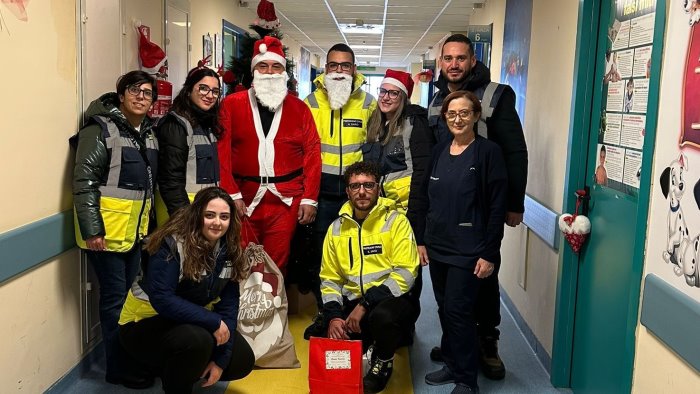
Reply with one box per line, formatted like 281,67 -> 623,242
170,67 -> 222,138
145,187 -> 247,281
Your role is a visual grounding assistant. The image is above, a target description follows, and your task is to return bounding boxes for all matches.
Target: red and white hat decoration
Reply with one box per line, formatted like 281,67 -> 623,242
251,36 -> 286,71
254,0 -> 281,30
382,69 -> 415,97
137,25 -> 167,75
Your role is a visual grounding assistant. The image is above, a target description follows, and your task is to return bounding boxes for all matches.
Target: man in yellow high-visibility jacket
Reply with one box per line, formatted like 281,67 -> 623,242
302,43 -> 377,339
319,161 -> 419,394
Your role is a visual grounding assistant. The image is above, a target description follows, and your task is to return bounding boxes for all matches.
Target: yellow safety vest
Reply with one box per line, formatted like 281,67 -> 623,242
305,73 -> 377,187
74,117 -> 158,252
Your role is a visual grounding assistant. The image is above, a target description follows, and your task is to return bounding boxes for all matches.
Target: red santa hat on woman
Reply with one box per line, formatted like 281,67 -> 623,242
251,36 -> 286,71
382,69 -> 414,97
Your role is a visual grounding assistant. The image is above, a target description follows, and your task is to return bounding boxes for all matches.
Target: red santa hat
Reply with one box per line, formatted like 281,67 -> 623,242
382,69 -> 414,97
137,26 -> 167,75
251,36 -> 286,71
255,0 -> 281,30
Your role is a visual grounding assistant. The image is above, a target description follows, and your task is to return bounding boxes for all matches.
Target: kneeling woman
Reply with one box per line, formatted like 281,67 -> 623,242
119,187 -> 254,393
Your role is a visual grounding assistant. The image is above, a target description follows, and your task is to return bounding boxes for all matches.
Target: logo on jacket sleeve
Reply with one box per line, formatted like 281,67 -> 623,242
363,244 -> 383,255
343,119 -> 363,128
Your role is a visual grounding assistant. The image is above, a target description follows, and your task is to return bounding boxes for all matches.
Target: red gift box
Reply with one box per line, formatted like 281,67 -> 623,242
309,337 -> 363,394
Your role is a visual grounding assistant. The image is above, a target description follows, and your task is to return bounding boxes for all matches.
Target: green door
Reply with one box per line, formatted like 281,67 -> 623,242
553,0 -> 666,393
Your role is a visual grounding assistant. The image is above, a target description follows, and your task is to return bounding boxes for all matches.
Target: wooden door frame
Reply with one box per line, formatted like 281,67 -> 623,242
551,0 -> 667,390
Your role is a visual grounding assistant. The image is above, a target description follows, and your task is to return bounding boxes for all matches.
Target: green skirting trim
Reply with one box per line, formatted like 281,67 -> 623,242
0,210 -> 76,284
640,273 -> 700,372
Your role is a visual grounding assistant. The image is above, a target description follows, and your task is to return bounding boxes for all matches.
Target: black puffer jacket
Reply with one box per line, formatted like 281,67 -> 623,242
70,93 -> 156,240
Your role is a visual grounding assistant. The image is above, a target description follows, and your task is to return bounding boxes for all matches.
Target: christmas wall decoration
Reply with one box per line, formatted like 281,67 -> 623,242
225,0 -> 297,95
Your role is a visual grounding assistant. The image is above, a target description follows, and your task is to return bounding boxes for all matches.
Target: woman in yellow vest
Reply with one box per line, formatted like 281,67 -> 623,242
155,65 -> 222,225
119,187 -> 253,393
362,69 -> 435,223
71,70 -> 158,388
362,69 -> 436,332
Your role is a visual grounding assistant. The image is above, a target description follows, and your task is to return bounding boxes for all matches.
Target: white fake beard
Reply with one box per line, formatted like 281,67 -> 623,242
253,70 -> 289,111
324,72 -> 353,110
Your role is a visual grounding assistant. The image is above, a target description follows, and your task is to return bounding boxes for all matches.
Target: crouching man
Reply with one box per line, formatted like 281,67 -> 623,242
319,161 -> 420,393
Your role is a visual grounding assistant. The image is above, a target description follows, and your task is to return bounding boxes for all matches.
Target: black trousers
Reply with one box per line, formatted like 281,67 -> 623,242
430,260 -> 481,387
340,295 -> 416,361
475,263 -> 501,338
119,316 -> 254,394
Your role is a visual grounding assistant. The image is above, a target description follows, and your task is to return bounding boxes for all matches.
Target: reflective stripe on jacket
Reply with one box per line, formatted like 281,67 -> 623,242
320,197 -> 419,317
74,116 -> 158,252
305,73 -> 377,195
155,112 -> 219,226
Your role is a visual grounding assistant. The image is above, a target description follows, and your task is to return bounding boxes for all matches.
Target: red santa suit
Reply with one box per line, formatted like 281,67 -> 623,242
218,86 -> 321,271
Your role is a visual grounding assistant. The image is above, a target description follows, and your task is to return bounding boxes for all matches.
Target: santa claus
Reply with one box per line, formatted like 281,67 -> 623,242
218,36 -> 321,272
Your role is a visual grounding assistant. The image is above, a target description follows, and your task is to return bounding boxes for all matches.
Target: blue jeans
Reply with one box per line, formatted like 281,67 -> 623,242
86,246 -> 141,380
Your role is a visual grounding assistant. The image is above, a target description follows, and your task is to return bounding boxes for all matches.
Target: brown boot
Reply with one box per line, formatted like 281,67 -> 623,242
479,336 -> 505,380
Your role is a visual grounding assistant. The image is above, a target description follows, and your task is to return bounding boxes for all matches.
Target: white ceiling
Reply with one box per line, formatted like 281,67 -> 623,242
242,0 -> 484,68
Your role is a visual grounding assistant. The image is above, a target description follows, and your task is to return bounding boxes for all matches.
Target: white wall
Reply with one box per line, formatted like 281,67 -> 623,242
0,0 -> 81,392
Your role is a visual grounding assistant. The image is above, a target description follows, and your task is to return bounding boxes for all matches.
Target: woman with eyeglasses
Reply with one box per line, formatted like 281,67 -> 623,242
363,70 -> 435,219
414,90 -> 508,394
155,65 -> 223,225
70,70 -> 159,388
361,69 -> 435,332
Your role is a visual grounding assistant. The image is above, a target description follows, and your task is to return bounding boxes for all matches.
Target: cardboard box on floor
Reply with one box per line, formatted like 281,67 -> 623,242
286,283 -> 317,315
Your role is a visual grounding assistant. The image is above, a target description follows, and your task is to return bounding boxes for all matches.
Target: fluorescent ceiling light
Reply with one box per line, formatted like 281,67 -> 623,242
352,45 -> 382,50
357,55 -> 381,58
340,24 -> 384,35
171,21 -> 190,27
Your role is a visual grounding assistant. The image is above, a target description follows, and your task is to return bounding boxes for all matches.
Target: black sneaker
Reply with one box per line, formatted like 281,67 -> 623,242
425,366 -> 455,386
303,312 -> 325,340
451,383 -> 480,393
106,374 -> 155,390
363,357 -> 393,393
479,336 -> 506,380
429,346 -> 444,363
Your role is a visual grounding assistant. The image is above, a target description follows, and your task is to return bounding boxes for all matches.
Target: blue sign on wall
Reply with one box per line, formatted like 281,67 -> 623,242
466,24 -> 493,43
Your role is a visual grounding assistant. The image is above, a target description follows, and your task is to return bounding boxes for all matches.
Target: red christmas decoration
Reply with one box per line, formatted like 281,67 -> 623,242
559,189 -> 591,254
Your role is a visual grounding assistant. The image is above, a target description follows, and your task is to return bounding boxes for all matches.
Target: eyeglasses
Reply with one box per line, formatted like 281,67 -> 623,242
197,84 -> 221,98
255,62 -> 285,73
127,85 -> 154,101
441,55 -> 469,64
326,62 -> 353,72
377,88 -> 402,100
348,181 -> 377,191
445,110 -> 475,121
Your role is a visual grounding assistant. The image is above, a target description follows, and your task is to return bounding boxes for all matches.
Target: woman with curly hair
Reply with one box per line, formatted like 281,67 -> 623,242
119,187 -> 254,393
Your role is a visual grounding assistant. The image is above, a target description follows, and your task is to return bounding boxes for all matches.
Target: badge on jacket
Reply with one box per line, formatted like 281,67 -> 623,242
362,244 -> 383,255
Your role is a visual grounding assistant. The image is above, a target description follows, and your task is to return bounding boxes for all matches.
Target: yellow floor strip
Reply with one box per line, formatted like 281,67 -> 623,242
226,305 -> 414,393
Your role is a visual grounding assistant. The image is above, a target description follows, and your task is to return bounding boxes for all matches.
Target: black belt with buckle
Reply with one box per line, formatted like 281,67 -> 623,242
234,168 -> 303,184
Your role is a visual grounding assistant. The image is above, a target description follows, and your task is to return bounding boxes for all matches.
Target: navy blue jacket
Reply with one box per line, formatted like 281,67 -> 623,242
413,136 -> 508,268
141,236 -> 239,368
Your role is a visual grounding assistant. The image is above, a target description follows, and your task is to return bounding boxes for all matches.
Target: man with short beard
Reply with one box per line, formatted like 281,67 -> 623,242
217,36 -> 321,273
301,43 -> 378,339
424,33 -> 528,383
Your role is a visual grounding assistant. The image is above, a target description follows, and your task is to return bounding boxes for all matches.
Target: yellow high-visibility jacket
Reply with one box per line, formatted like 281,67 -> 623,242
320,197 -> 419,320
305,73 -> 377,196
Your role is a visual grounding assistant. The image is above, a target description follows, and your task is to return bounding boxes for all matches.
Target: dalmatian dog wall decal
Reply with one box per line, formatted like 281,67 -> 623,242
660,154 -> 691,271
